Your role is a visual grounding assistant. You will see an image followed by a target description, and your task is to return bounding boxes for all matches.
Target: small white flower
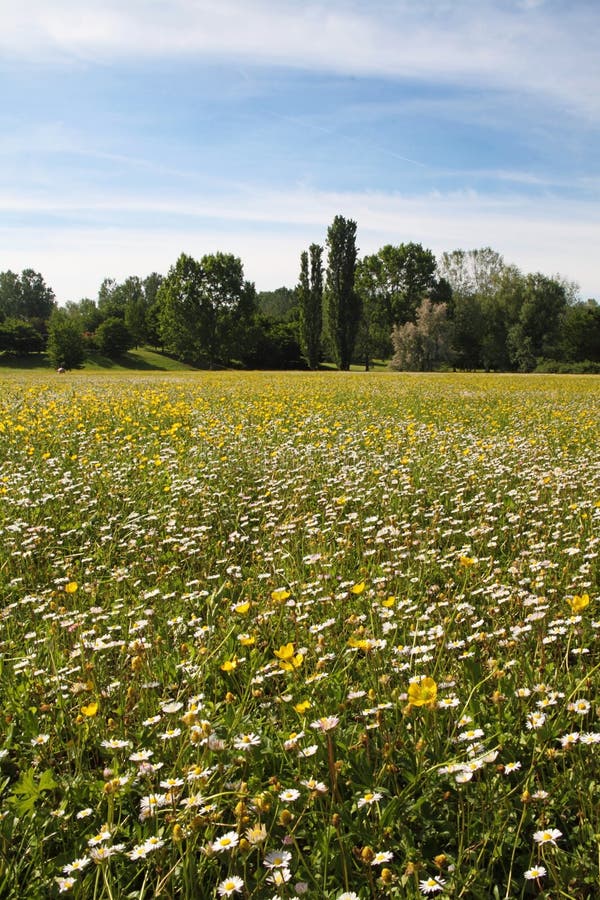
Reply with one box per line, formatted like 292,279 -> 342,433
357,791 -> 383,808
233,733 -> 261,750
161,701 -> 183,714
419,875 -> 446,894
217,876 -> 244,896
62,857 -> 90,874
524,865 -> 547,879
267,867 -> 292,886
533,827 -> 562,845
526,711 -> 546,730
309,716 -> 339,732
101,738 -> 132,750
211,831 -> 239,853
264,849 -> 292,869
371,850 -> 393,865
568,698 -> 591,715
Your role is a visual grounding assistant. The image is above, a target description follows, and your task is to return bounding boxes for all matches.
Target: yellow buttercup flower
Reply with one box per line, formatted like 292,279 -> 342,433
279,654 -> 303,672
220,657 -> 238,672
64,581 -> 78,594
350,581 -> 366,594
407,677 -> 438,707
81,701 -> 99,717
233,601 -> 250,615
347,637 -> 372,652
274,643 -> 295,661
566,593 -> 590,613
238,633 -> 256,646
271,588 -> 290,603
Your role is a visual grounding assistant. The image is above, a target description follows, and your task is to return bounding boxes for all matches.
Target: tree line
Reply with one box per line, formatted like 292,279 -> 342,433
1,216 -> 599,371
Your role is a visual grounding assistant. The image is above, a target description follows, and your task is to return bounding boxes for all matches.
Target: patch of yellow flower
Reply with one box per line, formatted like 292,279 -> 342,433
233,601 -> 251,615
347,636 -> 373,652
566,593 -> 590,613
220,657 -> 238,672
274,643 -> 303,671
407,677 -> 438,707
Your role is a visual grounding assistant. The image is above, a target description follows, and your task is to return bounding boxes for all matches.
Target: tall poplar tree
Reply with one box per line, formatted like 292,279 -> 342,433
298,243 -> 323,369
324,216 -> 360,370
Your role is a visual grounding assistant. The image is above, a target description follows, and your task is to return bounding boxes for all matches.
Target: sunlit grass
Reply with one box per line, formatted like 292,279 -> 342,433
0,371 -> 598,898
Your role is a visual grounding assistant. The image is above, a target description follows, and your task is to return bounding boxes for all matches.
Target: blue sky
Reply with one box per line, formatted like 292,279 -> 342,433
1,0 -> 599,303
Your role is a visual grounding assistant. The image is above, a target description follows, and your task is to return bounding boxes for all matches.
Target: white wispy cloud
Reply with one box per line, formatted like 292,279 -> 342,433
1,180 -> 598,301
2,1 -> 599,119
2,2 -> 597,303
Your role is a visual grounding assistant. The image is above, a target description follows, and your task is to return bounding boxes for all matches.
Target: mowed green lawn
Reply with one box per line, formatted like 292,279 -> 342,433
0,371 -> 598,899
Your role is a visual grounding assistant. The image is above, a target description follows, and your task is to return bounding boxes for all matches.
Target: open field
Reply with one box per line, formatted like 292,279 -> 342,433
0,371 -> 599,899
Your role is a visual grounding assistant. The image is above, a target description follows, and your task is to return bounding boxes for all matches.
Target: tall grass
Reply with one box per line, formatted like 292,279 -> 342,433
0,371 -> 598,898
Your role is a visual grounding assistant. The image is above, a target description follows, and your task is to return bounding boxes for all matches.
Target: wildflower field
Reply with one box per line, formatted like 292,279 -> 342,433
0,371 -> 599,900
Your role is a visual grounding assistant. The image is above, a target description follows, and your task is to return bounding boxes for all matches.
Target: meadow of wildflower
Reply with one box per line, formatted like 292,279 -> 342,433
0,370 -> 598,899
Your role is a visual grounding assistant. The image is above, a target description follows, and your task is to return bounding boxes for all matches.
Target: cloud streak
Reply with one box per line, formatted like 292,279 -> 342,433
2,1 -> 598,305
3,1 -> 599,119
2,180 -> 598,301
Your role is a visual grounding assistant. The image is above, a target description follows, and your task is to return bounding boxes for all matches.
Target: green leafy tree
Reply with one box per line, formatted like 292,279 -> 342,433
450,292 -> 485,370
143,273 -> 164,347
560,300 -> 600,362
477,264 -> 522,371
480,269 -> 568,371
95,317 -> 134,358
19,269 -> 56,321
257,287 -> 298,322
298,244 -> 323,369
238,316 -> 304,369
0,318 -> 45,354
438,248 -> 508,368
158,252 -> 256,367
0,270 -> 21,319
157,254 -> 204,362
0,269 -> 55,338
121,277 -> 147,347
354,255 -> 394,368
515,273 -> 568,364
64,298 -> 104,335
201,252 -> 256,365
324,216 -> 360,370
387,243 -> 437,324
46,309 -> 85,369
97,278 -> 123,320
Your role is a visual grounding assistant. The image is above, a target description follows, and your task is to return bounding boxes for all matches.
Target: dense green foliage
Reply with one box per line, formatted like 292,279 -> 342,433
1,226 -> 599,370
324,216 -> 361,370
298,244 -> 324,369
157,252 -> 257,368
46,308 -> 85,369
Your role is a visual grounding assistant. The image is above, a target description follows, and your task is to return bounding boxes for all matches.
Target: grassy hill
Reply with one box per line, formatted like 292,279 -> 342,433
0,347 -> 194,372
